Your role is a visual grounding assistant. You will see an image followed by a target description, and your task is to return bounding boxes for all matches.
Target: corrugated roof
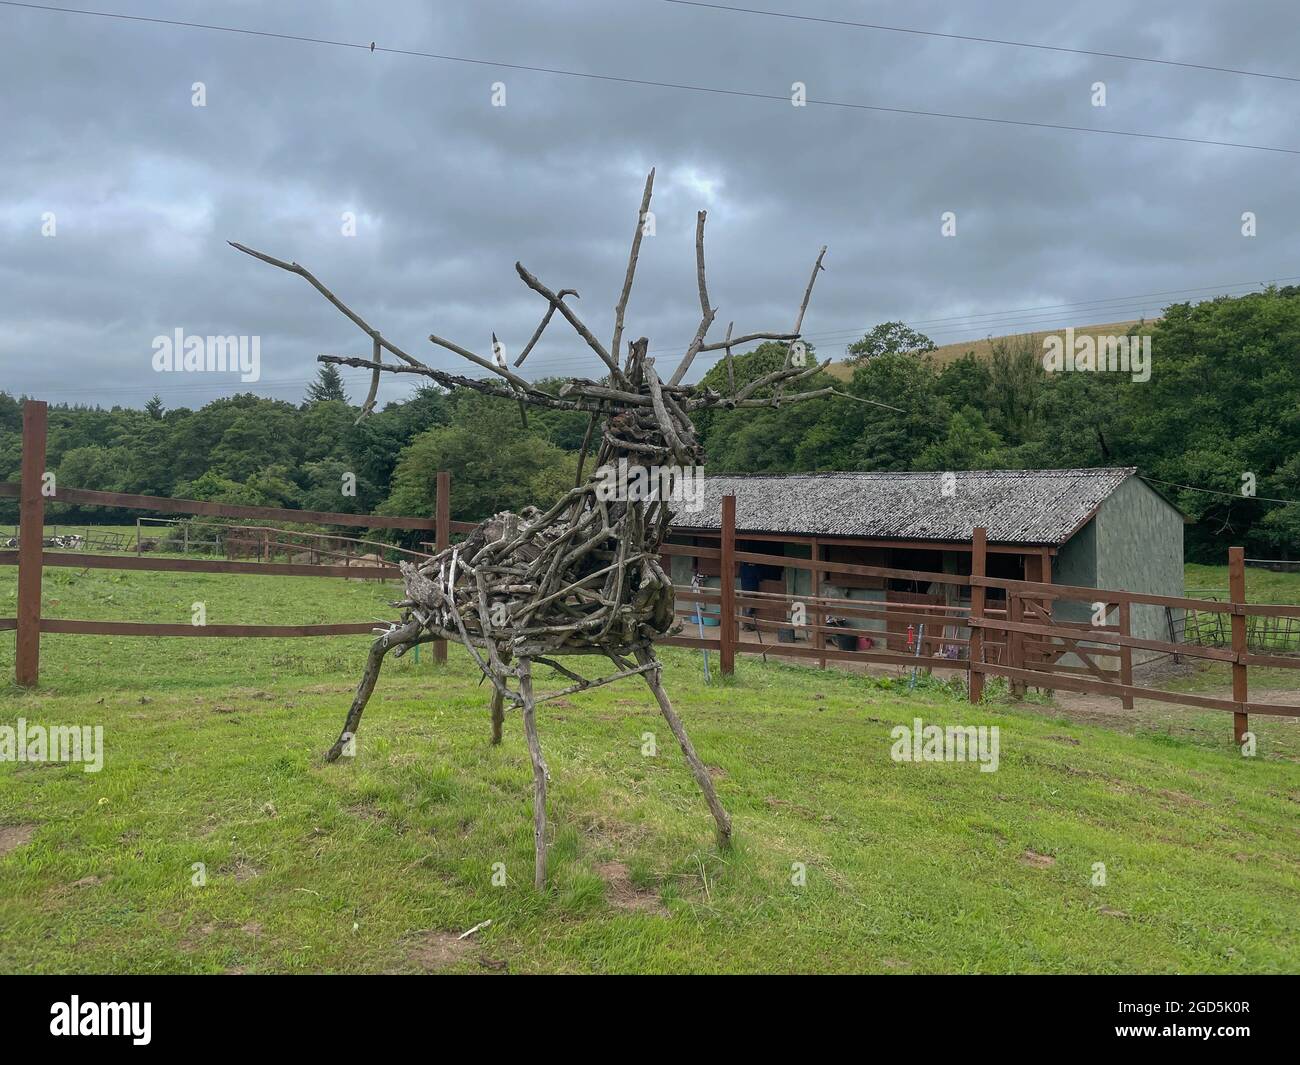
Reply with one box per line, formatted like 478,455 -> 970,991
677,468 -> 1141,545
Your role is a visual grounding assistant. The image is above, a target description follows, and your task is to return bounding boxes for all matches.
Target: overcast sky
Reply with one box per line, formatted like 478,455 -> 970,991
2,0 -> 1297,410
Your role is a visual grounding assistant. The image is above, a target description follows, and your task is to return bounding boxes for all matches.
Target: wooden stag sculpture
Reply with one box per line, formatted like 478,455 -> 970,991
231,170 -> 876,888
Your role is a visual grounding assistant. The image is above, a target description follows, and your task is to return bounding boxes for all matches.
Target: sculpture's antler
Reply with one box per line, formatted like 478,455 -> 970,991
232,169 -> 901,418
613,168 -> 655,373
226,240 -> 595,416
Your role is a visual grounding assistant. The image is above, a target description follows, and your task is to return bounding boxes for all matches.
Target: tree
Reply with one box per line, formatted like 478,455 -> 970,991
380,392 -> 576,523
916,409 -> 1002,470
986,333 -> 1047,447
145,395 -> 165,420
847,321 -> 936,364
305,364 -> 349,404
844,353 -> 948,470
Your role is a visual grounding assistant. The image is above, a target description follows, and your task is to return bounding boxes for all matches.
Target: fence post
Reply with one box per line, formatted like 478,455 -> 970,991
433,470 -> 450,664
1008,590 -> 1024,697
968,526 -> 987,704
16,400 -> 47,687
1118,600 -> 1134,709
720,494 -> 736,676
812,536 -> 826,669
1229,546 -> 1248,744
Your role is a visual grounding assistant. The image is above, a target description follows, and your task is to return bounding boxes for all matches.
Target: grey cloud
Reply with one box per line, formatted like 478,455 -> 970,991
1,0 -> 1297,408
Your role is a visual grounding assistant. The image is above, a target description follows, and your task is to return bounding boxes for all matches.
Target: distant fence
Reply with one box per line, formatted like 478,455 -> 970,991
658,499 -> 1300,743
0,400 -> 472,684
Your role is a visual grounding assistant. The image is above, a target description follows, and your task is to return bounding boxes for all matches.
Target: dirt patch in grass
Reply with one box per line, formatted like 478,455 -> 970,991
348,803 -> 385,822
0,823 -> 37,858
1020,850 -> 1056,869
579,812 -> 649,850
595,861 -> 668,916
407,930 -> 473,971
1157,788 -> 1210,809
221,859 -> 261,883
179,922 -> 217,952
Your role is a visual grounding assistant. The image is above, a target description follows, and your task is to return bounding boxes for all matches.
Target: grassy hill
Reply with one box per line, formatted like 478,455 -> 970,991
826,319 -> 1151,381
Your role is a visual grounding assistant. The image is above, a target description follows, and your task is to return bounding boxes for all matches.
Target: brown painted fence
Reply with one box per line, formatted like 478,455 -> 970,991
658,484 -> 1300,744
5,399 -> 1299,742
0,400 -> 473,684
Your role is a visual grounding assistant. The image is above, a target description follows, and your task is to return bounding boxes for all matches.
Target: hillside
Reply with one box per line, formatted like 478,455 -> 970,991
826,319 -> 1151,380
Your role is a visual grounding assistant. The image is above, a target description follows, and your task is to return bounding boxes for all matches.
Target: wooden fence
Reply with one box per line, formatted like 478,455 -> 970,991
657,486 -> 1300,744
0,400 -> 472,684
5,398 -> 1299,742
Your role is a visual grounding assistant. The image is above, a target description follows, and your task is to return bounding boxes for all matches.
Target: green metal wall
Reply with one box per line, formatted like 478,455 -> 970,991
1092,475 -> 1185,645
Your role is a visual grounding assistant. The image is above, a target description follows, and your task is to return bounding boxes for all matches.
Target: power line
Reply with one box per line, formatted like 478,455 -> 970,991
639,272 -> 1300,360
1140,475 -> 1300,507
660,0 -> 1300,85
2,1 -> 1298,155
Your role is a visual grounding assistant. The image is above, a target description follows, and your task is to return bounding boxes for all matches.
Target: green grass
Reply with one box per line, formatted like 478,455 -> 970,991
0,565 -> 1297,974
1186,562 -> 1300,603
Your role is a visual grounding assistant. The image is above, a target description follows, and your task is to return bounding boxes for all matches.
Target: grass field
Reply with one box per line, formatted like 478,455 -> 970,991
0,563 -> 1297,974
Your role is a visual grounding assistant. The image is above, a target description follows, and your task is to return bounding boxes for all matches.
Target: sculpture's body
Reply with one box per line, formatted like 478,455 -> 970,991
233,170 -> 878,887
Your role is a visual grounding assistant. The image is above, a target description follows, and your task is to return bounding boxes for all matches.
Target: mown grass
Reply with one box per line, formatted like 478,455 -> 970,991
1185,562 -> 1300,603
0,564 -> 1297,974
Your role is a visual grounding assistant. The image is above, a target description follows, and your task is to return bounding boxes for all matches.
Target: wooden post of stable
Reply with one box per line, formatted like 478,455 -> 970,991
968,527 -> 987,704
1118,600 -> 1134,709
812,536 -> 826,669
16,400 -> 47,687
720,494 -> 736,676
1229,546 -> 1248,744
433,470 -> 451,664
1008,588 -> 1024,698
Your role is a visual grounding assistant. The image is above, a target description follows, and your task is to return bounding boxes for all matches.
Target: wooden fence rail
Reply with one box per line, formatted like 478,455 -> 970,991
658,507 -> 1300,744
6,399 -> 1299,743
1,400 -> 464,685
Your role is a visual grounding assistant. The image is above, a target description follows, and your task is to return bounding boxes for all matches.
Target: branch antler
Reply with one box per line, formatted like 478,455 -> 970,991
231,169 -> 902,422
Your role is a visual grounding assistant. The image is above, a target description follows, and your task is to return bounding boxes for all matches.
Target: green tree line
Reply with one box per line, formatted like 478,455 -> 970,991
3,287 -> 1298,561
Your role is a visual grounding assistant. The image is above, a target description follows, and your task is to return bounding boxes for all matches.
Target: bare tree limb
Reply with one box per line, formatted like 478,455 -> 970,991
515,262 -> 628,386
667,210 -> 717,386
515,288 -> 579,368
354,336 -> 382,424
613,168 -> 655,371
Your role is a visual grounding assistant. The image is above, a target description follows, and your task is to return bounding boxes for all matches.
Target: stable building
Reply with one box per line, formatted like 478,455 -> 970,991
666,467 -> 1185,653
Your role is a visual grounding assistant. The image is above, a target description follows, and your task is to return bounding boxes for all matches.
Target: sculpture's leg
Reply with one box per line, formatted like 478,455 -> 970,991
517,657 -> 549,889
325,620 -> 420,762
634,648 -> 732,847
489,683 -> 505,745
